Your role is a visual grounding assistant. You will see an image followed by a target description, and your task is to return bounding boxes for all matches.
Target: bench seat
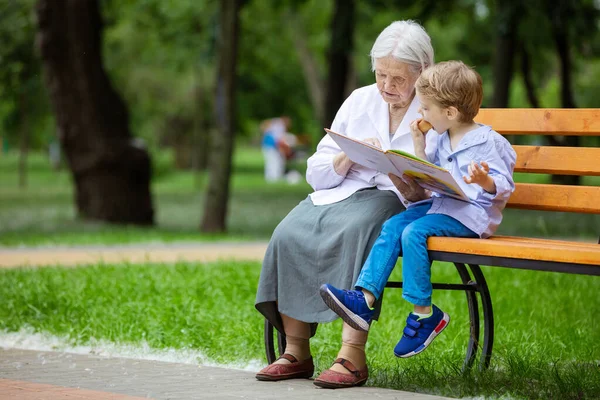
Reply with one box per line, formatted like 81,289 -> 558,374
428,236 -> 600,272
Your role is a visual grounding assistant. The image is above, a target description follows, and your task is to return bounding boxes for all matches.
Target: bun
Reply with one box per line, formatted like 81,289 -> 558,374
417,119 -> 433,133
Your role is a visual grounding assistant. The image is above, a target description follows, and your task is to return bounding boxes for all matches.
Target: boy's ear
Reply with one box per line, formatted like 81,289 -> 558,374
445,106 -> 459,121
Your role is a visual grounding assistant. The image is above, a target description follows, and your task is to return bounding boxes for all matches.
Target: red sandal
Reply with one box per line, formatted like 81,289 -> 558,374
255,353 -> 314,381
313,358 -> 368,388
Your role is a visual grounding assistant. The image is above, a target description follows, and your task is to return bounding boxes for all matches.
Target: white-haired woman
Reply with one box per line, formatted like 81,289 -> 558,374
255,20 -> 436,388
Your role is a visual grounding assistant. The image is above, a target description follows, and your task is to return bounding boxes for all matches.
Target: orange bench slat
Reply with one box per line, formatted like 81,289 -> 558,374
475,109 -> 600,136
507,183 -> 600,214
427,236 -> 600,266
513,146 -> 600,176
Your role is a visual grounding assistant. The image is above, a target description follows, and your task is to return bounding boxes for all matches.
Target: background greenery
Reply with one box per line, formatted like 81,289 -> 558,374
1,0 -> 599,155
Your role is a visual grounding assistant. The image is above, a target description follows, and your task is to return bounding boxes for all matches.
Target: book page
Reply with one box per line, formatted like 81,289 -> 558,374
325,128 -> 469,201
385,152 -> 469,201
387,149 -> 429,163
325,129 -> 398,176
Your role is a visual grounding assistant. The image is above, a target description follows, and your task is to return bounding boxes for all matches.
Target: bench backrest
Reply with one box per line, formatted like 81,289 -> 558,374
475,109 -> 600,214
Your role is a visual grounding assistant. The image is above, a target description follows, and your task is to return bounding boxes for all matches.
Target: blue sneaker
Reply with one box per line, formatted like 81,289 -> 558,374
394,304 -> 450,358
319,284 -> 374,331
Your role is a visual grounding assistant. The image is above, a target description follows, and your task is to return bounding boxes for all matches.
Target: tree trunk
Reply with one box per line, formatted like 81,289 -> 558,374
323,0 -> 355,130
18,93 -> 29,189
490,1 -> 520,107
547,0 -> 580,185
520,45 -> 540,108
35,0 -> 153,224
345,55 -> 357,98
193,68 -> 212,173
286,9 -> 325,126
200,0 -> 241,233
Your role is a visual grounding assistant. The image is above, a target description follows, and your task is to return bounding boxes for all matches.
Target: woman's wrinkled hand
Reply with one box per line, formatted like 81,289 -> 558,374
388,173 -> 429,202
333,152 -> 354,176
363,137 -> 382,148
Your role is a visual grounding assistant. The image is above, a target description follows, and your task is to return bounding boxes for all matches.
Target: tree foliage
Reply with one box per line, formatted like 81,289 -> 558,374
0,2 -> 598,184
0,0 -> 51,149
3,0 -> 599,157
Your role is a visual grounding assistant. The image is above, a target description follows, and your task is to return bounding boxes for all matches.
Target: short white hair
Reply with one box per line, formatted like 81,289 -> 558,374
370,20 -> 434,74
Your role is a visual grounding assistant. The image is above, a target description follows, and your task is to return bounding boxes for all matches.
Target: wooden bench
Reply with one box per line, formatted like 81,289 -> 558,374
264,108 -> 600,369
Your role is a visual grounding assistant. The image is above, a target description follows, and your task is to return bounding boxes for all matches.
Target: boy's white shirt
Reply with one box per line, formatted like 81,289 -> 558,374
307,84 -> 438,206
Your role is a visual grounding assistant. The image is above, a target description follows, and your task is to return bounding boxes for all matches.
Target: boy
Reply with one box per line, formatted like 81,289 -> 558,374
320,61 -> 516,358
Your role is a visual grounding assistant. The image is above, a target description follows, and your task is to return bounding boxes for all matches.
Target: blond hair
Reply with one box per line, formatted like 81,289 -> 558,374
416,60 -> 483,122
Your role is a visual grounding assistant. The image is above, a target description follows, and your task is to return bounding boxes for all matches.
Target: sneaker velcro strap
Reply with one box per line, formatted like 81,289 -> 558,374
406,318 -> 421,329
403,326 -> 417,337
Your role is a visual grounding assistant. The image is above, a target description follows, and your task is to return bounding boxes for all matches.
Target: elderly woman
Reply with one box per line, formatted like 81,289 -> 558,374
255,20 -> 437,388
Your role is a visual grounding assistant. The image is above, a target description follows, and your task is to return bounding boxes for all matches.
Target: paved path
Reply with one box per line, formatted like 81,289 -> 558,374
0,243 -> 455,399
0,348 -> 453,400
0,242 -> 269,269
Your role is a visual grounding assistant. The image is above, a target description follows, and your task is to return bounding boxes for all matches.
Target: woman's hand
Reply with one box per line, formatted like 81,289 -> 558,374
333,137 -> 381,176
333,152 -> 354,176
463,160 -> 496,194
363,137 -> 382,148
388,173 -> 430,202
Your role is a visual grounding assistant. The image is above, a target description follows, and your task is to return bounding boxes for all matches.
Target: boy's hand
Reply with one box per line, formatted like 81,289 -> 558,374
409,119 -> 427,159
463,161 -> 496,194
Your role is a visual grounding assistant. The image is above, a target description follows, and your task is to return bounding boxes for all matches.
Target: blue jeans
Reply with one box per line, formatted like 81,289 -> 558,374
355,202 -> 478,307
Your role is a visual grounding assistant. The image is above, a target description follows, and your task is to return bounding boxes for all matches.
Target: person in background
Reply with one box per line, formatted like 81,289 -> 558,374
255,20 -> 438,388
261,116 -> 292,182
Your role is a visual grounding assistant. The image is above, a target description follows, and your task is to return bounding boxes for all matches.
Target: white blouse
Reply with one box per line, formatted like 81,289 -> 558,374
307,84 -> 438,206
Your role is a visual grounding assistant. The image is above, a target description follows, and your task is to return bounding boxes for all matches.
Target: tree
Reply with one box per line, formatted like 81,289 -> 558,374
35,0 -> 154,224
490,0 -> 521,107
323,0 -> 356,129
200,0 -> 242,232
285,7 -> 325,126
0,0 -> 47,187
545,0 -> 586,185
100,0 -> 219,171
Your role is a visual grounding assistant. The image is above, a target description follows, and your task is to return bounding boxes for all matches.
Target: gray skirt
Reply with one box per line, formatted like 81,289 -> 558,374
255,188 -> 405,335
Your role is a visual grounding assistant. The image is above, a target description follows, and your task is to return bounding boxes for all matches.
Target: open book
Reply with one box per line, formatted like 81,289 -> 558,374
325,128 -> 469,201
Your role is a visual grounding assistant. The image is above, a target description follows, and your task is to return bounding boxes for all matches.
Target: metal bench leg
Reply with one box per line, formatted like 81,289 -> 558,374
453,262 -> 480,371
468,264 -> 494,369
263,319 -> 286,364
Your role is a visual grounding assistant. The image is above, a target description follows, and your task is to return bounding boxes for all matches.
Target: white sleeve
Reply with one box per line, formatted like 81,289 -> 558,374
306,93 -> 353,191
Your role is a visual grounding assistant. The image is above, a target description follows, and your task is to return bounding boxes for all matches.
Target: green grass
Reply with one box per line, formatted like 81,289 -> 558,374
0,261 -> 598,399
0,148 -> 312,246
0,149 -> 598,247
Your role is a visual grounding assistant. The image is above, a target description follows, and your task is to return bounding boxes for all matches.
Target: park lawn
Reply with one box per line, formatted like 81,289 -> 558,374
0,149 -> 599,247
0,147 -> 312,246
0,260 -> 599,399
